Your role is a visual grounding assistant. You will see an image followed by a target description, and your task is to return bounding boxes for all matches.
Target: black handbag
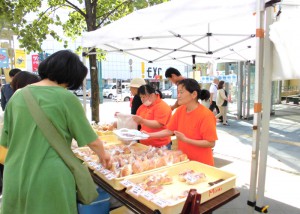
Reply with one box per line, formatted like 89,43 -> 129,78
222,90 -> 228,106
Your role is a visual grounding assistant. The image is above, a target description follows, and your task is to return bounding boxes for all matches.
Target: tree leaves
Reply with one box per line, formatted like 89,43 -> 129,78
2,0 -> 168,121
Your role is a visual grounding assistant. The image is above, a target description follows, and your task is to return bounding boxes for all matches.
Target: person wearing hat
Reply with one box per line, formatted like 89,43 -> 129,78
129,77 -> 146,115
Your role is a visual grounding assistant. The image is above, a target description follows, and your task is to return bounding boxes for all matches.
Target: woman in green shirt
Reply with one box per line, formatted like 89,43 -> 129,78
0,50 -> 110,214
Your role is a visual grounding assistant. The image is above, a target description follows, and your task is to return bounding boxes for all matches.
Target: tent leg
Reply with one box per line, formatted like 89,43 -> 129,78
254,5 -> 274,214
247,0 -> 265,213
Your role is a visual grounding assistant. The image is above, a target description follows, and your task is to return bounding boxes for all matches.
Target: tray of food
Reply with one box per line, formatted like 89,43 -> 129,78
113,128 -> 149,141
93,147 -> 189,190
72,143 -> 148,162
122,161 -> 236,214
91,122 -> 115,136
99,134 -> 122,145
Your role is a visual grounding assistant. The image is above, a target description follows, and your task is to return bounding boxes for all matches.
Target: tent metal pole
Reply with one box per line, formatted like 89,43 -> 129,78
207,24 -> 211,53
237,61 -> 243,119
169,31 -> 207,52
254,5 -> 274,214
247,0 -> 265,213
246,62 -> 251,119
242,63 -> 246,119
213,36 -> 254,53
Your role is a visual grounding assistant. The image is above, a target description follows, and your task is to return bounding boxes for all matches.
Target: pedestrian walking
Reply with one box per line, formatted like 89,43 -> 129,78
216,80 -> 230,126
209,77 -> 223,122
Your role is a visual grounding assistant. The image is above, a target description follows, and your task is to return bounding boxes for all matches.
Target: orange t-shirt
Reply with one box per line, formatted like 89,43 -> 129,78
137,97 -> 172,147
167,104 -> 218,166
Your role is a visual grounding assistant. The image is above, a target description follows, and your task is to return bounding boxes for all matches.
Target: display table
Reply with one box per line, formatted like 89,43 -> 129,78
91,172 -> 240,214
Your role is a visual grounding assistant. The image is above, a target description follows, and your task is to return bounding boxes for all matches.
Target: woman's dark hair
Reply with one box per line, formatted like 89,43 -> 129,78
200,89 -> 210,101
217,80 -> 225,89
9,68 -> 21,77
11,71 -> 41,91
165,67 -> 181,78
138,84 -> 162,98
38,50 -> 87,90
177,78 -> 201,99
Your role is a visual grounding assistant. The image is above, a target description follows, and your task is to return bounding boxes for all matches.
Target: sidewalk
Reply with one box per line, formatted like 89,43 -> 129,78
213,103 -> 300,214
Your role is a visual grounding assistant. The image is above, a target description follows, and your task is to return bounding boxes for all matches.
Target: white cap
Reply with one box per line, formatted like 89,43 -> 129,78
130,78 -> 146,88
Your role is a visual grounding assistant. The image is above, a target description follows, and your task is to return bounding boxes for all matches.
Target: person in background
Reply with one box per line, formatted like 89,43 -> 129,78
0,71 -> 40,195
1,68 -> 21,110
216,80 -> 230,126
147,79 -> 218,166
209,77 -> 222,121
132,84 -> 172,149
164,67 -> 185,110
129,77 -> 146,115
200,89 -> 211,108
0,50 -> 111,214
11,71 -> 41,92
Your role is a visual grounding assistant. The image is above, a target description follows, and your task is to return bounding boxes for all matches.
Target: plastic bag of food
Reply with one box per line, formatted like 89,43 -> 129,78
116,113 -> 138,130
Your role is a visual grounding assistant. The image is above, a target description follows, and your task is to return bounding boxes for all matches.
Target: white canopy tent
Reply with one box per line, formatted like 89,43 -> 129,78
82,0 -> 299,213
82,0 -> 257,66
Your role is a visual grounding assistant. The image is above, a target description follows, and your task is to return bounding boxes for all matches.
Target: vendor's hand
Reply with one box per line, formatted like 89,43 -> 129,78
140,130 -> 149,134
99,151 -> 111,169
132,115 -> 144,124
174,131 -> 186,141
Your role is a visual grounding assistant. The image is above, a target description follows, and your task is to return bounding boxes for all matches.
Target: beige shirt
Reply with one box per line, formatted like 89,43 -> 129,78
216,89 -> 227,106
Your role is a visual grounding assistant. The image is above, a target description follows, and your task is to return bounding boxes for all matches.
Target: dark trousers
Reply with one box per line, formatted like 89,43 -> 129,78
0,164 -> 3,194
209,101 -> 223,121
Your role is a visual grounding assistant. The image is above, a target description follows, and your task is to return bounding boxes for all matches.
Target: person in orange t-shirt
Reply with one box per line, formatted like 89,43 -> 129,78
132,84 -> 172,148
147,79 -> 218,166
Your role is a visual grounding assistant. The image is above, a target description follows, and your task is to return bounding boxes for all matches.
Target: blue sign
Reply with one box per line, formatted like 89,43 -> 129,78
0,48 -> 9,68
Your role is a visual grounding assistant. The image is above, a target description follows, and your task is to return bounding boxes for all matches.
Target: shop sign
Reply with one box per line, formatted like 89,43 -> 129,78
32,54 -> 39,72
0,48 -> 9,68
146,67 -> 162,78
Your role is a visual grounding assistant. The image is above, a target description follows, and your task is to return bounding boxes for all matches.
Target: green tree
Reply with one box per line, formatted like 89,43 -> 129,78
1,0 -> 167,122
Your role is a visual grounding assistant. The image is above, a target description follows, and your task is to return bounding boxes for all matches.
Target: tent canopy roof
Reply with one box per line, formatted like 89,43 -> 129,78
82,0 -> 257,65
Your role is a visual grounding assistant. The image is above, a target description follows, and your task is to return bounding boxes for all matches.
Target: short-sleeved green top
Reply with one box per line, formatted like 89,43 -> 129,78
0,85 -> 98,214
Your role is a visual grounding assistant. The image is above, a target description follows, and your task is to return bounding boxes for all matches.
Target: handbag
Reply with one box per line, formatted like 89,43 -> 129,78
222,89 -> 228,106
22,87 -> 98,205
0,111 -> 7,164
0,145 -> 7,164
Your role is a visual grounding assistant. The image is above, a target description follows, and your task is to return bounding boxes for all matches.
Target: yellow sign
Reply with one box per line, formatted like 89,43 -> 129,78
14,49 -> 26,69
141,62 -> 145,74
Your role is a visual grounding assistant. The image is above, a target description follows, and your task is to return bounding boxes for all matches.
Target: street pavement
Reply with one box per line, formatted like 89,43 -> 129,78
89,99 -> 300,214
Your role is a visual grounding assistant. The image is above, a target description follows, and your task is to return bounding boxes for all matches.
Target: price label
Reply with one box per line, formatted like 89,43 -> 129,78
185,174 -> 197,184
88,162 -> 97,167
95,165 -> 103,171
105,173 -> 116,180
152,197 -> 169,208
120,180 -> 134,188
83,156 -> 92,161
129,185 -> 143,196
141,191 -> 155,201
100,169 -> 111,175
